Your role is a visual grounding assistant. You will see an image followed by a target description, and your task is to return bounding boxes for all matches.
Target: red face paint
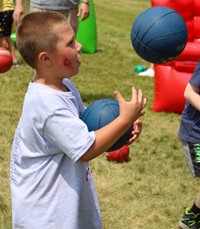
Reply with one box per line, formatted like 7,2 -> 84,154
63,58 -> 69,66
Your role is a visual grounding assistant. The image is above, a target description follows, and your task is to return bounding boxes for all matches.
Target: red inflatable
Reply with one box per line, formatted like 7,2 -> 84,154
151,0 -> 200,114
106,145 -> 130,163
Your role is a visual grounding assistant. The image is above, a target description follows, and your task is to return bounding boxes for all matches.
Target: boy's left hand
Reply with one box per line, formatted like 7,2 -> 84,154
127,119 -> 142,145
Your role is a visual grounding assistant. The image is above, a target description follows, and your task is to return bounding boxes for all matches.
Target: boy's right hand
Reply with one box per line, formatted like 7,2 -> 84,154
114,87 -> 147,126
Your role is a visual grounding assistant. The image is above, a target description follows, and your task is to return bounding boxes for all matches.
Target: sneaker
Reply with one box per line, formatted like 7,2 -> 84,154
179,208 -> 200,229
13,60 -> 20,67
138,68 -> 154,77
196,221 -> 200,229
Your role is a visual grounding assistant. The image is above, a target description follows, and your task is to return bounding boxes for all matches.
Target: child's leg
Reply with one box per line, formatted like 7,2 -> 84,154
0,37 -> 8,49
138,63 -> 155,77
179,142 -> 200,228
6,36 -> 17,63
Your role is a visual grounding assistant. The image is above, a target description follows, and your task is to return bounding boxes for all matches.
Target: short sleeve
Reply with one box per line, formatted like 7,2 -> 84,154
189,61 -> 200,88
44,109 -> 95,162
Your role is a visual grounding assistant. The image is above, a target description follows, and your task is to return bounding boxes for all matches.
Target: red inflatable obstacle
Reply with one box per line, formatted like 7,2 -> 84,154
153,62 -> 197,113
151,0 -> 200,114
106,145 -> 130,163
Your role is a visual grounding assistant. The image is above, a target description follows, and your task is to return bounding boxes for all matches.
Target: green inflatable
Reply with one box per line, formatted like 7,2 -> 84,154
76,0 -> 97,53
11,32 -> 16,45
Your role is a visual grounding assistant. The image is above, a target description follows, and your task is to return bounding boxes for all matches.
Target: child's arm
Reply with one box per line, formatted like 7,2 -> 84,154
77,1 -> 90,21
79,87 -> 147,162
184,83 -> 200,111
13,0 -> 24,25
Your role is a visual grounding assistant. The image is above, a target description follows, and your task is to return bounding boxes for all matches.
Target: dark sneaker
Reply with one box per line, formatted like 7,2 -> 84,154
195,221 -> 200,229
179,208 -> 200,229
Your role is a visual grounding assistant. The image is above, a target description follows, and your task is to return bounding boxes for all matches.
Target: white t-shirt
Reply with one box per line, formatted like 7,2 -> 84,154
10,78 -> 102,229
30,0 -> 80,10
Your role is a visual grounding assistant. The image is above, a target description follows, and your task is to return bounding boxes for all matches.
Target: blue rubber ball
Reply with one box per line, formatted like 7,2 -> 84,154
131,6 -> 188,63
81,99 -> 132,152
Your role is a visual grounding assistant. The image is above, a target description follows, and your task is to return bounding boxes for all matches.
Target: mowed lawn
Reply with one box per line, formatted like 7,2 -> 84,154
0,0 -> 198,228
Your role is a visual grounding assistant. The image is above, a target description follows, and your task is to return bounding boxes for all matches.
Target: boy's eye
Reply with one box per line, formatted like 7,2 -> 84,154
68,39 -> 75,46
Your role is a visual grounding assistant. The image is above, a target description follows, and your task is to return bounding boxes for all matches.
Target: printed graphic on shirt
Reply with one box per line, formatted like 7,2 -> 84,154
86,166 -> 92,181
10,118 -> 23,184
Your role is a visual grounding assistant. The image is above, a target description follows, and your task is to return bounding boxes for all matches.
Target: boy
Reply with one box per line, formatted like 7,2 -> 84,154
10,11 -> 146,229
178,61 -> 200,229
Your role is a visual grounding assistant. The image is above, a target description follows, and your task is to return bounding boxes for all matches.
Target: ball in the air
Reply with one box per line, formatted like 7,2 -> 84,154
131,6 -> 188,63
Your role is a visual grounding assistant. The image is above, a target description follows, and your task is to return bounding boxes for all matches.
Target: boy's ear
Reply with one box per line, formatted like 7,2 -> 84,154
38,52 -> 52,66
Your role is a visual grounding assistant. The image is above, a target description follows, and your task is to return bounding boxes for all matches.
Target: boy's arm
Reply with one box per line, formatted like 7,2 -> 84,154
13,0 -> 24,25
184,83 -> 200,111
81,116 -> 135,162
79,88 -> 147,162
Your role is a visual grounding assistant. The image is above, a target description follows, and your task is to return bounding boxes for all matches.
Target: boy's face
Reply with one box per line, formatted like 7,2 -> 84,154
50,23 -> 82,78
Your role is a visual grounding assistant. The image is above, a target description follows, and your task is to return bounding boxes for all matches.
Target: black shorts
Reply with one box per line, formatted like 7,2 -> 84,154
182,140 -> 200,177
0,10 -> 14,37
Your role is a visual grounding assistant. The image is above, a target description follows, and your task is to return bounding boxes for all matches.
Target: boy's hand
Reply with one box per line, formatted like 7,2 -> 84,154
114,87 -> 147,125
127,119 -> 142,145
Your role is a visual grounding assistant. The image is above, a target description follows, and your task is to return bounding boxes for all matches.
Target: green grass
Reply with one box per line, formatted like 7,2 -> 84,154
0,0 -> 199,228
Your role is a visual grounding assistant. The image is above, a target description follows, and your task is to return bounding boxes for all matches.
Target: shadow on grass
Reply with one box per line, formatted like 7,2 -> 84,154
81,92 -> 115,105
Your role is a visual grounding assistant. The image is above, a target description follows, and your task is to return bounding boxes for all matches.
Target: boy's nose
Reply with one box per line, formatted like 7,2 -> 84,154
75,40 -> 82,52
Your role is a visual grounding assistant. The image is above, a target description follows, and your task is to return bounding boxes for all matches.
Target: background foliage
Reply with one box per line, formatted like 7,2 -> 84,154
0,0 -> 198,228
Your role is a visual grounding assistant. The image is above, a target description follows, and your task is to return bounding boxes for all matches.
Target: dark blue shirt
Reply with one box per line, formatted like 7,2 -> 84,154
179,61 -> 200,143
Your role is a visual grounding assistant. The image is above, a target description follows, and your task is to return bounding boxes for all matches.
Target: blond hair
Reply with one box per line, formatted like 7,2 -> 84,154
17,11 -> 69,69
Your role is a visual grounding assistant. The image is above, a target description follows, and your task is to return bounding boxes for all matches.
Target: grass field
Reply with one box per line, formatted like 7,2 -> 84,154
0,0 -> 199,228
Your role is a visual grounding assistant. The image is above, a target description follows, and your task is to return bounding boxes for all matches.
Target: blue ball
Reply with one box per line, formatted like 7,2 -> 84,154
81,99 -> 132,152
131,6 -> 188,64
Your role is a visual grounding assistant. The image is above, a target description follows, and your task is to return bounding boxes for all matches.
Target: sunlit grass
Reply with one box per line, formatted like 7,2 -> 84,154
1,0 -> 199,228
